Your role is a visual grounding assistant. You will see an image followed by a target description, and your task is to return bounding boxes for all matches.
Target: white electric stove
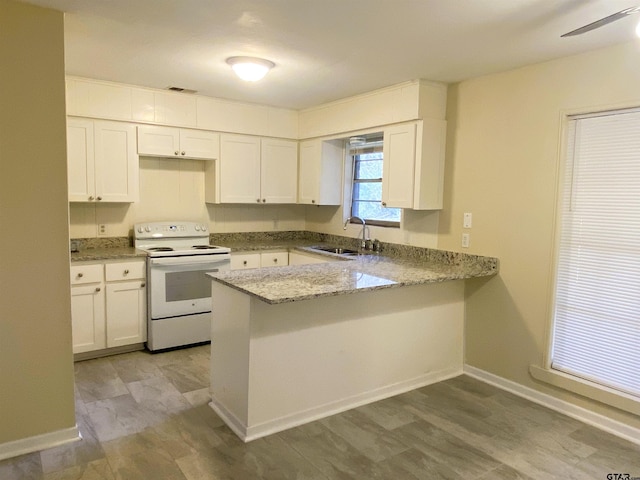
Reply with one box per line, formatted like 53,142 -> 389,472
134,221 -> 231,352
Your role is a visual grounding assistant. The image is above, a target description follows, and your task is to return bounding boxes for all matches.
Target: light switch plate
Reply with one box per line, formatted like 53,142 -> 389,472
463,212 -> 472,229
462,233 -> 470,248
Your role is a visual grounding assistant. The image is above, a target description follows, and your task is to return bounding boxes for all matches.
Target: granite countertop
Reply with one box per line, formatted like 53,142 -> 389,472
70,247 -> 147,262
208,244 -> 498,305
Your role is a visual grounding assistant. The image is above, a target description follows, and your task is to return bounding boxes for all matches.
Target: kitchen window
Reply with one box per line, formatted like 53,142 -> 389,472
349,135 -> 401,227
549,108 -> 640,402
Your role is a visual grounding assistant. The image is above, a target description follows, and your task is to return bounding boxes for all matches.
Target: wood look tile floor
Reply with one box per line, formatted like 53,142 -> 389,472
2,344 -> 639,480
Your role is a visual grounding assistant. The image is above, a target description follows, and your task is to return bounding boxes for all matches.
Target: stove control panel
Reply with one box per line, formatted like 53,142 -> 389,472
134,222 -> 208,238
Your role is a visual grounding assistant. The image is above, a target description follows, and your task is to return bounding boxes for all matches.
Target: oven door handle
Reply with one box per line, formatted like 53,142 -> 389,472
149,255 -> 230,267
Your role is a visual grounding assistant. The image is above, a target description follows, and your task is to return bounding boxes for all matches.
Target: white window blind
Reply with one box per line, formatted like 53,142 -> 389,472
552,110 -> 640,398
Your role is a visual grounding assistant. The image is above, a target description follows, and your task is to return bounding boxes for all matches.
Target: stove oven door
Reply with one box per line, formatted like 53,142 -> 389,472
148,254 -> 231,320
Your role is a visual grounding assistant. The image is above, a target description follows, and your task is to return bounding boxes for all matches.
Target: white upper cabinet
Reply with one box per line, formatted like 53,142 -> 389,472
67,118 -> 139,203
137,125 -> 219,160
261,138 -> 298,203
207,134 -> 297,204
382,123 -> 417,209
381,119 -> 446,210
298,139 -> 343,205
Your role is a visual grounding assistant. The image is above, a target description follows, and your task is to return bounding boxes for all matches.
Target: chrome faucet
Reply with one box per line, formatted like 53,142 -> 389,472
343,216 -> 368,249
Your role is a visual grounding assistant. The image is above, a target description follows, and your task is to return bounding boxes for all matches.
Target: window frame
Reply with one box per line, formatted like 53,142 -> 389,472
533,106 -> 640,416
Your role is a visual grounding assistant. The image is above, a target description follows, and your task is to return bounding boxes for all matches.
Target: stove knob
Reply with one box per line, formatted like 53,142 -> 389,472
145,226 -> 151,233
137,226 -> 144,233
201,224 -> 208,231
194,225 -> 201,231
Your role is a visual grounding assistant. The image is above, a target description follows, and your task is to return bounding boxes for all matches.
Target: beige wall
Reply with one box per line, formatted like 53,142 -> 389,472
439,41 -> 640,428
0,0 -> 76,445
69,157 -> 307,238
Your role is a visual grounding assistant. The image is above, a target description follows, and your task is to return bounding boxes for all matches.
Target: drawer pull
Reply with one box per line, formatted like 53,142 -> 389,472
123,269 -> 129,275
77,272 -> 84,278
141,283 -> 146,288
95,287 -> 101,292
243,260 -> 248,266
273,258 -> 278,263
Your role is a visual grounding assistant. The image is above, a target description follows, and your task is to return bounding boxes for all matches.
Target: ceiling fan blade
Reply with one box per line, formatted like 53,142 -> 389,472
561,6 -> 640,37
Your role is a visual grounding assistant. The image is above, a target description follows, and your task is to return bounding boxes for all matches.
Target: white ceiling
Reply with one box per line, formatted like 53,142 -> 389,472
18,0 -> 640,110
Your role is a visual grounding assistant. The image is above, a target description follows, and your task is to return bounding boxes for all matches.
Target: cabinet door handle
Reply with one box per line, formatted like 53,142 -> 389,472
256,199 -> 261,203
311,199 -> 316,204
88,196 -> 94,201
77,272 -> 84,278
141,283 -> 146,288
381,202 -> 387,207
97,196 -> 102,201
95,287 -> 101,292
123,269 -> 129,275
181,151 -> 186,156
174,150 -> 179,155
262,199 -> 266,203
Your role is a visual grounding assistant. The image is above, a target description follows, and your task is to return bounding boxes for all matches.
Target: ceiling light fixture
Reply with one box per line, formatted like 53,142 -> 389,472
226,56 -> 275,82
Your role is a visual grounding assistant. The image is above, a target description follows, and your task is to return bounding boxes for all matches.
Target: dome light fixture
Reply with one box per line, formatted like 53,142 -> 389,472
226,56 -> 275,82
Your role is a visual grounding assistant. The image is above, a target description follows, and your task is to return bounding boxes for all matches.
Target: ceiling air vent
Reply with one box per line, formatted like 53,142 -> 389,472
166,86 -> 197,94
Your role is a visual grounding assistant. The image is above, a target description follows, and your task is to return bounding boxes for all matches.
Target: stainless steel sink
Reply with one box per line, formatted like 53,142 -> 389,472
308,246 -> 359,256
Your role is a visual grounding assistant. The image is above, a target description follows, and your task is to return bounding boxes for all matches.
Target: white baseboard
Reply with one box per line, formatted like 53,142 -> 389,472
211,366 -> 462,443
464,365 -> 640,447
0,425 -> 80,461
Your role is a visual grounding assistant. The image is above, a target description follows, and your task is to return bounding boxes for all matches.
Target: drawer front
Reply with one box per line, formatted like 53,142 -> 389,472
70,264 -> 103,285
230,253 -> 261,270
105,260 -> 146,281
260,251 -> 289,268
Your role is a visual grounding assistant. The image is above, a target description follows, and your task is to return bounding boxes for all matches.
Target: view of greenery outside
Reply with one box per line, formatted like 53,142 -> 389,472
351,152 -> 401,225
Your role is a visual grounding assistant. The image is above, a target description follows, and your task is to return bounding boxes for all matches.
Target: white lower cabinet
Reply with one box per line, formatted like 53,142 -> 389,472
106,281 -> 146,347
71,282 -> 106,354
230,251 -> 289,270
70,259 -> 146,356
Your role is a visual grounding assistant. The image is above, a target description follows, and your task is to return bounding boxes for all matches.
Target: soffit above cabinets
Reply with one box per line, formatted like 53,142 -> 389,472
20,0 -> 640,110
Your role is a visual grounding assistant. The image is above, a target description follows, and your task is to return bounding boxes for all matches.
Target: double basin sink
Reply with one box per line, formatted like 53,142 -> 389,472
308,245 -> 359,257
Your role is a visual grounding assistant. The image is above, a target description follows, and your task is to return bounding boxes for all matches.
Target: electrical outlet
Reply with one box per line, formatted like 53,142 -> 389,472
463,212 -> 472,228
98,224 -> 107,236
462,233 -> 470,248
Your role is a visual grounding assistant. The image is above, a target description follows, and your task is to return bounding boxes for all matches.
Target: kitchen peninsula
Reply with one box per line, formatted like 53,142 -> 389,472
207,245 -> 498,442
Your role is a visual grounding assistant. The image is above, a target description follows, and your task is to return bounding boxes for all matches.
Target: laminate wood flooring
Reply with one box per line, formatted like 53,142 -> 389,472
2,345 -> 639,480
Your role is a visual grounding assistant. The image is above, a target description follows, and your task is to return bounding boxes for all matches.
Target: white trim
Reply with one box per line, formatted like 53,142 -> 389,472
464,365 -> 640,447
0,425 -> 80,461
530,365 -> 640,416
211,366 -> 462,443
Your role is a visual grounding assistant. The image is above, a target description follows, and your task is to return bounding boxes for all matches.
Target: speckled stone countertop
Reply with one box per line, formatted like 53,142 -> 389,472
208,243 -> 499,305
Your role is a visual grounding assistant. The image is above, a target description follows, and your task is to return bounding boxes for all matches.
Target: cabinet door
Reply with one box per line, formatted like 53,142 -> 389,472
106,280 -> 147,347
179,129 -> 219,160
298,140 -> 321,205
219,134 -> 261,203
230,253 -> 261,270
298,139 -> 343,205
261,138 -> 298,203
260,251 -> 289,268
71,284 -> 106,353
382,123 -> 416,209
67,118 -> 95,202
137,125 -> 180,157
94,121 -> 139,202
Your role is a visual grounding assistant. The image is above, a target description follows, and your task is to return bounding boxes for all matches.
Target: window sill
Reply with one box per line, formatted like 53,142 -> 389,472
529,365 -> 640,416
